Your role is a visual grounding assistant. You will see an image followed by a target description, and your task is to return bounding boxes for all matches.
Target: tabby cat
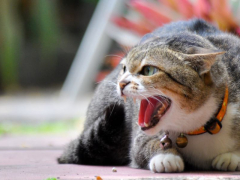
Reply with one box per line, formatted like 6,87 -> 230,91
58,19 -> 240,172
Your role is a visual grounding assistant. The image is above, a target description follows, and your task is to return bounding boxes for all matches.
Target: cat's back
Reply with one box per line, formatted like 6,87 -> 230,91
153,19 -> 239,51
152,19 -> 220,37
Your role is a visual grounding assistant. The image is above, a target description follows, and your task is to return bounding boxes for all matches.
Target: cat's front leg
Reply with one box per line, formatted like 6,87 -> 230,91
149,152 -> 184,173
131,132 -> 184,173
212,151 -> 240,171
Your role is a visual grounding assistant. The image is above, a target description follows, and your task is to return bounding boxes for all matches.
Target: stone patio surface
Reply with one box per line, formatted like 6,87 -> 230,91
0,135 -> 240,180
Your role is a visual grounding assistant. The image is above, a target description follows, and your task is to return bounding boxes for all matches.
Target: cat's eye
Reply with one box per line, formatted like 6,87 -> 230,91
141,66 -> 159,76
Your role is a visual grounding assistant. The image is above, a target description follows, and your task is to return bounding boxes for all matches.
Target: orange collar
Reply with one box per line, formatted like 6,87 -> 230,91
187,87 -> 229,135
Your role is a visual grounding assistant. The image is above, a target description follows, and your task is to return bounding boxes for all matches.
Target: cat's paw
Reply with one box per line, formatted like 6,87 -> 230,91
212,153 -> 240,171
149,154 -> 184,173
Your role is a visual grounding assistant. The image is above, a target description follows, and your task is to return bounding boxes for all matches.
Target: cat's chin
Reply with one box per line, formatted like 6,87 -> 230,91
138,96 -> 171,133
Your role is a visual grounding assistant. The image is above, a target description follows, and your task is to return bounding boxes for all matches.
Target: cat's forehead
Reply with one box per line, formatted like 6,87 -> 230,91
125,48 -> 145,72
125,32 -> 214,63
126,46 -> 147,62
125,44 -> 169,72
126,41 -> 166,62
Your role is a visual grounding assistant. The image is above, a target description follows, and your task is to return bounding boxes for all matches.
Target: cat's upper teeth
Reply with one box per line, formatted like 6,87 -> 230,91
158,106 -> 166,116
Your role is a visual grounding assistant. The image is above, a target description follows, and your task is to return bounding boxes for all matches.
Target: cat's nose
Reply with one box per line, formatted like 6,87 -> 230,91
119,80 -> 130,93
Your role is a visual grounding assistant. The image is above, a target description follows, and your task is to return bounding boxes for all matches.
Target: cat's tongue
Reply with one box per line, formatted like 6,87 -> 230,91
138,97 -> 160,127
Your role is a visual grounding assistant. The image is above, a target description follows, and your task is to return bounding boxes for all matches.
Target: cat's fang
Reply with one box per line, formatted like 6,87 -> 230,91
144,122 -> 149,127
123,95 -> 127,103
133,98 -> 136,104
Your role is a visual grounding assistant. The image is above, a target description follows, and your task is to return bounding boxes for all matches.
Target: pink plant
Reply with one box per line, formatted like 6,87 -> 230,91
113,0 -> 240,36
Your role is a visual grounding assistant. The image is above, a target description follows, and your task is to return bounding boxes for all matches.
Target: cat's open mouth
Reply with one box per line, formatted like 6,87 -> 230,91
138,96 -> 171,131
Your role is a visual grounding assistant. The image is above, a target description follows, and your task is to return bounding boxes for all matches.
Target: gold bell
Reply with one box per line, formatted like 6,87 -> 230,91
176,133 -> 188,148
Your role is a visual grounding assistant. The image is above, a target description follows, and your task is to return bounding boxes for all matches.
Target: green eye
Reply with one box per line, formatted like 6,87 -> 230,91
141,66 -> 159,76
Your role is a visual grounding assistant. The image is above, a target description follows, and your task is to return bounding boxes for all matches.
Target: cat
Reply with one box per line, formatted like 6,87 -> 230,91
58,19 -> 240,172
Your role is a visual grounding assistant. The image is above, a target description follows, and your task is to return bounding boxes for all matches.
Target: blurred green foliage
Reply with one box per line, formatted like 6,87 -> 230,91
0,1 -> 21,89
45,178 -> 57,180
31,0 -> 60,72
0,119 -> 80,135
0,0 -> 60,91
0,0 -> 97,92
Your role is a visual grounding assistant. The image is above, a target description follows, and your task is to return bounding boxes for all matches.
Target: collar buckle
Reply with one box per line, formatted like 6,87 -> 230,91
204,117 -> 222,134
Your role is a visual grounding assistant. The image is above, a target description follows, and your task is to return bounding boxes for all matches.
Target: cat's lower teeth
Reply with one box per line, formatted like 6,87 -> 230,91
144,122 -> 149,127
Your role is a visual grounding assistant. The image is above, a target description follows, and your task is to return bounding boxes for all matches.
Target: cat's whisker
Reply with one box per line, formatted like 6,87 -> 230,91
109,82 -> 118,86
148,87 -> 171,105
139,92 -> 159,107
120,45 -> 131,54
97,80 -> 117,87
139,86 -> 171,108
95,80 -> 104,84
145,88 -> 171,109
151,88 -> 182,110
148,86 -> 165,96
151,96 -> 166,108
95,79 -> 108,84
140,91 -> 165,107
105,54 -> 124,59
109,102 -> 117,118
138,92 -> 153,106
150,88 -> 181,109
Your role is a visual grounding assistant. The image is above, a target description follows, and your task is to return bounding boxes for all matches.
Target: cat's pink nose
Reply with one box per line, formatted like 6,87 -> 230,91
119,80 -> 130,93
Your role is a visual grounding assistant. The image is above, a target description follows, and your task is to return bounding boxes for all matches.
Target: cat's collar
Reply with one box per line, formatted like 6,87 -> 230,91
187,87 -> 229,135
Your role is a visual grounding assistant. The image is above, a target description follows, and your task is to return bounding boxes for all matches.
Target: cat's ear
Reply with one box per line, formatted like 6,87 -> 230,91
183,47 -> 225,75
